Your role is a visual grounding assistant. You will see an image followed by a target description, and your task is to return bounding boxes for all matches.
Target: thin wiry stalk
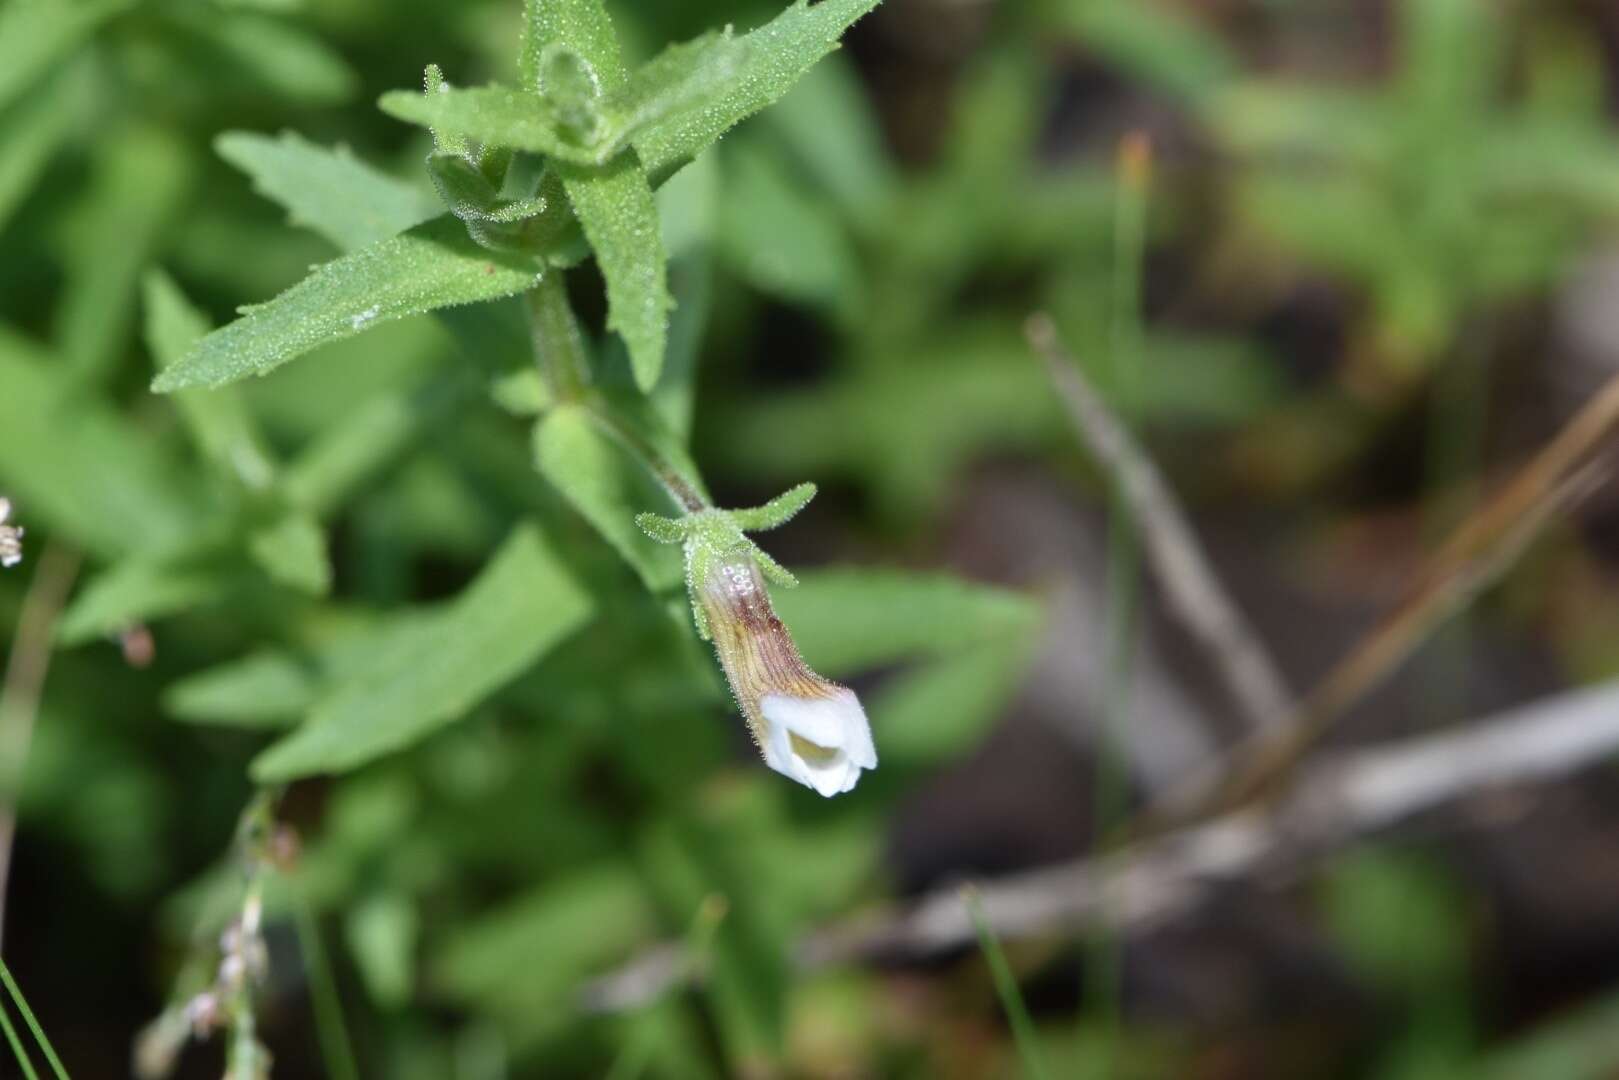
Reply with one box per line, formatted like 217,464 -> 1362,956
1150,368 -> 1619,828
0,954 -> 68,1080
964,886 -> 1052,1080
1087,129 -> 1153,1063
583,677 -> 1619,1009
0,542 -> 81,951
294,895 -> 360,1080
0,995 -> 39,1080
1028,313 -> 1295,739
526,277 -> 711,514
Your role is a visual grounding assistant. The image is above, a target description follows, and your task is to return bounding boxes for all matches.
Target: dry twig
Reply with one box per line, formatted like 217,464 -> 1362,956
582,678 -> 1619,1011
1156,373 -> 1619,824
0,543 -> 81,950
1026,313 -> 1295,738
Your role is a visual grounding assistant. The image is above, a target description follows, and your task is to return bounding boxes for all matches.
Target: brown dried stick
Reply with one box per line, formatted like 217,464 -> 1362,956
0,542 -> 81,950
1158,374 -> 1619,823
581,677 -> 1619,1011
1027,313 -> 1295,738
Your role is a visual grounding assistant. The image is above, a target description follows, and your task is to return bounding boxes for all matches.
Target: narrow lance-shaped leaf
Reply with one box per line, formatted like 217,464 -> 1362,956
560,153 -> 670,390
215,130 -> 437,251
152,215 -> 543,392
165,650 -> 321,730
522,0 -> 627,92
143,270 -> 277,489
0,66 -> 81,236
215,132 -> 535,380
385,0 -> 885,180
532,405 -> 684,593
57,129 -> 190,385
248,511 -> 333,596
0,0 -> 126,114
58,548 -> 245,646
251,522 -> 595,781
628,0 -> 883,180
0,331 -> 202,558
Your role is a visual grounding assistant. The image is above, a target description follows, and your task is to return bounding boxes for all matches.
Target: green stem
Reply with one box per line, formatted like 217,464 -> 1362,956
964,887 -> 1052,1080
0,996 -> 38,1080
585,400 -> 710,513
526,278 -> 710,514
528,272 -> 592,402
294,894 -> 361,1080
1088,132 -> 1152,1073
0,954 -> 68,1080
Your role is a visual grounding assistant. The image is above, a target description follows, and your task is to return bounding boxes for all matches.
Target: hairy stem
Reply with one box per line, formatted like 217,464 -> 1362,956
526,279 -> 710,514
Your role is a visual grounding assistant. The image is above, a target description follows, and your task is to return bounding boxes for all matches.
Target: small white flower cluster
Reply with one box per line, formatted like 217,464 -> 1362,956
0,497 -> 22,569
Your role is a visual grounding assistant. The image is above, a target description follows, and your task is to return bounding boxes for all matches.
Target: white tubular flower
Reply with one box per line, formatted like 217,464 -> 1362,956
638,483 -> 877,797
0,497 -> 23,569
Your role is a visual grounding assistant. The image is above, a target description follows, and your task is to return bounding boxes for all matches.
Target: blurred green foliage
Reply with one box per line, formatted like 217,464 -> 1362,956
3,0 -> 1619,1076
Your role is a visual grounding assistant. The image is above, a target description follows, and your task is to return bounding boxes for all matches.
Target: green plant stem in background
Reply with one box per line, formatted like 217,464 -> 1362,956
1421,332 -> 1489,728
0,996 -> 38,1080
0,544 -> 81,952
0,954 -> 68,1080
1087,131 -> 1152,1070
294,893 -> 361,1080
964,886 -> 1052,1080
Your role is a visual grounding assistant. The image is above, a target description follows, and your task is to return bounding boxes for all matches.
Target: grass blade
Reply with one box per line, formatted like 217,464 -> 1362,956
0,996 -> 40,1080
294,893 -> 361,1080
962,886 -> 1051,1080
0,954 -> 68,1080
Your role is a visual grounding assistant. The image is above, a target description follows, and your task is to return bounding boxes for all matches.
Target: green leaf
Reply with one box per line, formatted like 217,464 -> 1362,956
248,512 -> 332,595
381,20 -> 625,162
278,374 -> 478,517
627,0 -> 883,181
775,568 -> 1041,677
217,128 -> 538,392
400,0 -> 883,184
251,523 -> 594,780
651,155 -> 718,439
1044,0 -> 1235,101
764,53 -> 896,229
165,651 -> 320,729
1232,172 -> 1403,283
0,0 -> 126,114
532,405 -> 683,593
159,7 -> 357,107
869,640 -> 1033,766
1207,83 -> 1390,168
0,331 -> 201,558
143,270 -> 278,489
152,216 -> 543,392
639,819 -> 788,1064
437,862 -> 656,1040
0,66 -> 80,237
215,130 -> 437,252
560,154 -> 670,390
58,548 -> 243,646
165,611 -> 440,729
56,129 -> 191,384
377,87 -> 589,167
1481,989 -> 1619,1080
344,892 -> 419,1010
521,0 -> 627,94
718,142 -> 856,314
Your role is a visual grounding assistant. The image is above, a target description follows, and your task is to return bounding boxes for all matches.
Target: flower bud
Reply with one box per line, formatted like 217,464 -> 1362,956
697,554 -> 877,796
639,486 -> 878,796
